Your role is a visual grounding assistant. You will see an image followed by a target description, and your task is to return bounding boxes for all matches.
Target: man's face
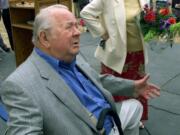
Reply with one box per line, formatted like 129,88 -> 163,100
45,9 -> 81,62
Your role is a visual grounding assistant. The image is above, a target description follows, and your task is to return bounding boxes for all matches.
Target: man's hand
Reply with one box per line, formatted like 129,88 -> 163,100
134,74 -> 160,99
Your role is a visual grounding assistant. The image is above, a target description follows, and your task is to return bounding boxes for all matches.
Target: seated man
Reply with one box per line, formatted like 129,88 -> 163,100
0,4 -> 160,135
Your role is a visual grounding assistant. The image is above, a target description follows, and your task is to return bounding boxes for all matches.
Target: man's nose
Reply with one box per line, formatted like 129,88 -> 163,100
73,26 -> 81,35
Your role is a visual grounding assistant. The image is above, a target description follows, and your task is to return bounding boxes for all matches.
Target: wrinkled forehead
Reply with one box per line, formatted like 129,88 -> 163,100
51,8 -> 77,23
52,9 -> 77,24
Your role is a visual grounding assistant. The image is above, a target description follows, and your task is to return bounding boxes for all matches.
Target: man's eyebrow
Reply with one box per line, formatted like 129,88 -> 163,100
66,20 -> 78,24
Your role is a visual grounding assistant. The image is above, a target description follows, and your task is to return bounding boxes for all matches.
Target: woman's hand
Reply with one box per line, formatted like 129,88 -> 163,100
101,33 -> 109,40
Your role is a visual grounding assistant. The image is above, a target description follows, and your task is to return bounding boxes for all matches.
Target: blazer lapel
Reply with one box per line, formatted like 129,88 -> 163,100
30,50 -> 97,132
112,0 -> 148,45
46,75 -> 97,131
113,0 -> 126,45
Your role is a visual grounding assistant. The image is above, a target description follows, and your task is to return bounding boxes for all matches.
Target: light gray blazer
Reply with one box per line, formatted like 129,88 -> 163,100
0,49 -> 134,135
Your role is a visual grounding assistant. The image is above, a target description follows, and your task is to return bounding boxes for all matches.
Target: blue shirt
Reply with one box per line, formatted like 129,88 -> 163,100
35,48 -> 113,134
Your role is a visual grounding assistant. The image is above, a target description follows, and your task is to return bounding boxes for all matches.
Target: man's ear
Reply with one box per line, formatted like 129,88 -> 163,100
39,31 -> 50,48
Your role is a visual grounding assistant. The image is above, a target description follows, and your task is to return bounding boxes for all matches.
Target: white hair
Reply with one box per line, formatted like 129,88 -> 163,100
32,4 -> 68,46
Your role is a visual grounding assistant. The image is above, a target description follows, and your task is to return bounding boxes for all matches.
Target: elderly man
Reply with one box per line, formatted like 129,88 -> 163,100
0,4 -> 160,135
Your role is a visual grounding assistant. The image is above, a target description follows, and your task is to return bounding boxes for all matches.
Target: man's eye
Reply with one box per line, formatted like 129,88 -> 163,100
65,25 -> 71,29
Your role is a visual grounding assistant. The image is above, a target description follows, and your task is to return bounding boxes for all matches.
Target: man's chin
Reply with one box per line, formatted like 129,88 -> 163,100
73,48 -> 80,54
74,50 -> 80,56
70,50 -> 79,58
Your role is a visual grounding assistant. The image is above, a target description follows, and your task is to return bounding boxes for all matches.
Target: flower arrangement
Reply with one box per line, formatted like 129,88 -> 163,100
140,2 -> 180,46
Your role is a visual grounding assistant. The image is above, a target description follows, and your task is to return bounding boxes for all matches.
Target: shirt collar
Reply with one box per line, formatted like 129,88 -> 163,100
58,59 -> 76,70
35,48 -> 76,71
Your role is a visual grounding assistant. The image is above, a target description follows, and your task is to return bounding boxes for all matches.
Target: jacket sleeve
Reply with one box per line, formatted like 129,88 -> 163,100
77,54 -> 135,97
0,81 -> 43,135
80,0 -> 106,37
99,74 -> 135,97
89,65 -> 135,96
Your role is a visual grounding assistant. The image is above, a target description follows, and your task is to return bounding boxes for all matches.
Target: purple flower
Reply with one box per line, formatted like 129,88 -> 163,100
160,20 -> 171,30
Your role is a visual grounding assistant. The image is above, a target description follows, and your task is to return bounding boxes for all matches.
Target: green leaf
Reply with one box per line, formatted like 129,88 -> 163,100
144,29 -> 157,42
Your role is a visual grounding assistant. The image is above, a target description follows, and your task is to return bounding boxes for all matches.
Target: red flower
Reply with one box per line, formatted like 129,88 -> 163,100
168,17 -> 176,24
79,19 -> 85,26
144,11 -> 156,22
159,8 -> 170,16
